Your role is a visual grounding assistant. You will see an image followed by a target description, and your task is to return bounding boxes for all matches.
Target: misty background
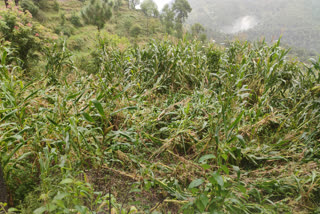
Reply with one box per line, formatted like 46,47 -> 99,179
185,0 -> 320,55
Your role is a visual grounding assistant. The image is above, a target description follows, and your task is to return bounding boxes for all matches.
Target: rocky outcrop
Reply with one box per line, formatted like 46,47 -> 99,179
0,164 -> 7,204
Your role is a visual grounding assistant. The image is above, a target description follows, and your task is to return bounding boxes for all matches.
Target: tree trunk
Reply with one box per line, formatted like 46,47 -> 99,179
4,0 -> 8,7
15,0 -> 19,6
0,164 -> 7,204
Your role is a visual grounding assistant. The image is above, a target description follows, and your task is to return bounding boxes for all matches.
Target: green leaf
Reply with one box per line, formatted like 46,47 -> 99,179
220,165 -> 229,175
46,116 -> 59,126
195,199 -> 206,212
111,106 -> 138,115
0,109 -> 18,122
82,112 -> 94,122
237,184 -> 247,194
33,206 -> 47,214
228,111 -> 243,132
3,143 -> 24,168
236,135 -> 246,147
209,172 -> 224,188
59,178 -> 73,185
188,178 -> 204,189
201,164 -> 211,170
199,193 -> 209,209
232,165 -> 241,180
92,100 -> 105,119
53,192 -> 69,201
198,154 -> 216,163
8,207 -> 19,212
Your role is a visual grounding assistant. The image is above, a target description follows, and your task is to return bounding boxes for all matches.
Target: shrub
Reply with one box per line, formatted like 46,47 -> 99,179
81,0 -> 112,31
199,33 -> 207,42
70,13 -> 82,27
122,19 -> 132,35
37,0 -> 49,10
53,0 -> 60,11
54,24 -> 75,37
68,36 -> 86,51
130,24 -> 142,37
35,10 -> 47,22
0,1 -> 46,67
20,0 -> 39,17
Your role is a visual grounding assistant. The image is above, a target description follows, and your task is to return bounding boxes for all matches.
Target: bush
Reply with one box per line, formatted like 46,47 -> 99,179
53,0 -> 60,11
20,0 -> 39,17
199,33 -> 207,42
68,36 -> 86,51
70,13 -> 82,27
0,1 -> 46,67
54,24 -> 75,37
130,24 -> 142,37
122,19 -> 132,35
37,0 -> 50,10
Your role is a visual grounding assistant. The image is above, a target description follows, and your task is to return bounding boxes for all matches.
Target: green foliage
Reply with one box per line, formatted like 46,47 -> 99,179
113,0 -> 122,11
44,41 -> 75,85
128,0 -> 140,9
191,23 -> 205,38
140,0 -> 158,18
183,171 -> 249,213
129,23 -> 141,37
81,0 -> 112,30
54,24 -> 75,37
20,0 -> 39,17
60,12 -> 66,25
160,4 -> 175,34
36,0 -> 50,10
172,0 -> 192,23
206,46 -> 222,72
199,33 -> 207,42
1,19 -> 320,213
70,13 -> 82,27
160,0 -> 192,38
123,19 -> 132,35
0,2 -> 46,67
53,0 -> 60,11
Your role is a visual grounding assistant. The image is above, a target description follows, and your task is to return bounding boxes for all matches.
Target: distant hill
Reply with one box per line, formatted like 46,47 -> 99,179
187,0 -> 320,54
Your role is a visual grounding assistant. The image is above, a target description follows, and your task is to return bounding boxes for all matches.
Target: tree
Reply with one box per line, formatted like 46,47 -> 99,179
20,0 -> 40,17
81,0 -> 112,31
140,0 -> 158,36
128,0 -> 140,9
172,0 -> 192,23
140,0 -> 158,17
191,23 -> 205,38
160,4 -> 175,34
113,0 -> 122,11
171,0 -> 191,38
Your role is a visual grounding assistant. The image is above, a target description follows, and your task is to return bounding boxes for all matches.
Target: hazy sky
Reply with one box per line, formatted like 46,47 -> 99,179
140,0 -> 172,10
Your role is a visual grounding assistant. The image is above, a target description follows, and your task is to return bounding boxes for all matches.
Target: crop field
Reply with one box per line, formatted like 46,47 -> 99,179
0,34 -> 319,213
